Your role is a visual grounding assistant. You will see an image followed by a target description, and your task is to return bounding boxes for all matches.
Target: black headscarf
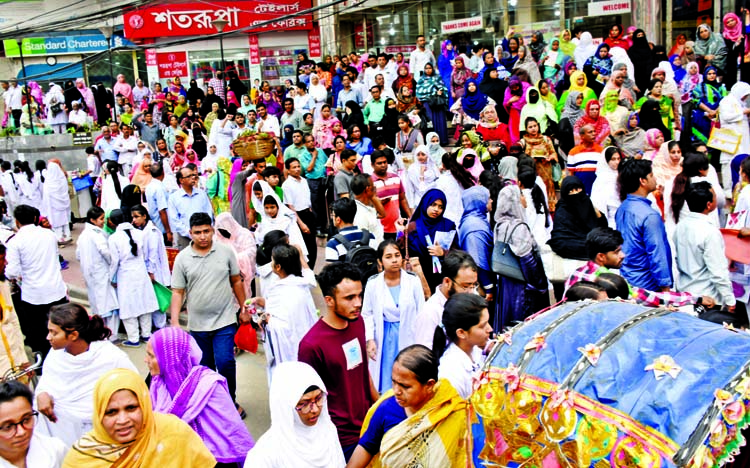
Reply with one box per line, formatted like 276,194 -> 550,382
93,84 -> 112,125
228,75 -> 248,99
186,79 -> 205,106
479,70 -> 509,123
638,99 -> 672,140
191,127 -> 207,160
200,87 -> 225,117
280,124 -> 295,150
548,176 -> 607,260
342,100 -> 367,136
628,29 -> 654,94
63,80 -> 83,110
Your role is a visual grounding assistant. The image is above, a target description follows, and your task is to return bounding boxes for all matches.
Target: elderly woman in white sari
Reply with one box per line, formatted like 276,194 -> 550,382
244,361 -> 345,468
35,303 -> 137,447
41,159 -> 71,243
0,381 -> 67,468
362,239 -> 425,393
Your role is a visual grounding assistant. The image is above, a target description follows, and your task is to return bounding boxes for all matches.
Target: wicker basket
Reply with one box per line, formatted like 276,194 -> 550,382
233,137 -> 274,161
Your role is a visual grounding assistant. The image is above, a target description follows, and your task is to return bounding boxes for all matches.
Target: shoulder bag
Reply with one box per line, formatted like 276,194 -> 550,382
491,223 -> 530,282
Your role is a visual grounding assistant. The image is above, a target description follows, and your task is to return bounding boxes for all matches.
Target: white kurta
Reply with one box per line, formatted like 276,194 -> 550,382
41,163 -> 71,229
17,174 -> 42,210
34,340 -> 137,447
141,221 -> 171,286
108,223 -> 159,319
208,119 -> 236,158
76,223 -> 118,316
0,432 -> 66,468
362,270 -> 425,390
264,268 -> 318,375
0,171 -> 18,212
719,93 -> 750,190
100,173 -> 129,213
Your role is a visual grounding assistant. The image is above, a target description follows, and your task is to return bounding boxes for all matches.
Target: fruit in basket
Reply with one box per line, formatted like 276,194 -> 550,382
234,130 -> 272,145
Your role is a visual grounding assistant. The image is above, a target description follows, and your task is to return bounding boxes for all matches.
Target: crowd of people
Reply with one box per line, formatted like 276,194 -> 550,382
0,15 -> 749,467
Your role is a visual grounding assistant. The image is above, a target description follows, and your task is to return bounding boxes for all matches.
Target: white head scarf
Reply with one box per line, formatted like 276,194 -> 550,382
41,161 -> 70,219
245,361 -> 345,468
574,32 -> 597,69
730,81 -> 750,102
609,47 -> 634,79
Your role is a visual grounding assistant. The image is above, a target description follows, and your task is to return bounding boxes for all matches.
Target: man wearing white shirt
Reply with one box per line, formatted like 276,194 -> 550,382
67,102 -> 89,131
4,80 -> 23,129
282,157 -> 317,267
673,181 -> 736,311
255,103 -> 280,137
412,251 -> 478,348
408,35 -> 436,80
6,205 -> 67,358
113,124 -> 138,175
365,54 -> 396,91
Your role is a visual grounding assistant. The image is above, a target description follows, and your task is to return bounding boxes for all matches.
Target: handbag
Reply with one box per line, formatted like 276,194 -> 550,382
234,323 -> 258,353
491,223 -> 529,282
708,126 -> 742,154
428,93 -> 448,109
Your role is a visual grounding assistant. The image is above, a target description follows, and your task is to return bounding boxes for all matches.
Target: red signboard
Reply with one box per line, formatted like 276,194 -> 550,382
156,51 -> 189,78
248,35 -> 260,65
145,49 -> 157,66
308,25 -> 321,58
124,0 -> 312,40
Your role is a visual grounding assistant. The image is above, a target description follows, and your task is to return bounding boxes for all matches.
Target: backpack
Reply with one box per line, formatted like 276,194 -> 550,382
333,229 -> 379,286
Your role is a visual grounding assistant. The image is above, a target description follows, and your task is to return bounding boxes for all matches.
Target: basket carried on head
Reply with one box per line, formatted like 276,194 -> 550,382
233,136 -> 274,161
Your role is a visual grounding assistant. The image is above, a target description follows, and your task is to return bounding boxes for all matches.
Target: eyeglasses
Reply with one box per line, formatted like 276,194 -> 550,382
295,392 -> 325,414
0,411 -> 37,438
451,279 -> 479,294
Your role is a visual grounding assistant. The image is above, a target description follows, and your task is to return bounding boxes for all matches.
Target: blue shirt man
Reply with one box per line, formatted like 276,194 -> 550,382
614,159 -> 673,291
144,164 -> 172,239
168,166 -> 213,249
94,128 -> 118,162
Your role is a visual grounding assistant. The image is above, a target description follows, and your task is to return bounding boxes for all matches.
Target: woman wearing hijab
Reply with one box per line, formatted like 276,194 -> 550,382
479,68 -> 509,121
540,39 -> 569,83
556,70 -> 597,116
341,100 -> 367,137
718,82 -> 750,192
557,91 -> 584,155
503,76 -> 531,142
313,105 -> 341,149
548,176 -> 608,259
614,112 -> 647,158
695,23 -> 728,75
583,43 -> 613,96
451,78 -> 491,131
459,186 -> 495,296
416,63 -> 450,145
573,100 -> 611,146
200,87 -> 224,117
493,159 -> 549,329
130,152 -> 153,191
558,29 -> 576,57
425,131 -> 446,166
519,87 -> 558,136
634,79 -> 676,133
640,100 -> 672,143
42,160 -> 71,243
75,78 -> 96,121
477,104 -> 511,147
458,148 -> 484,183
214,212 -> 256,299
477,51 -> 500,83
601,89 -> 630,134
63,368 -> 215,467
279,124 -> 295,153
604,24 -> 630,50
628,29 -> 655,94
186,79 -> 205,107
723,13 -> 750,88
308,74 -> 327,119
44,83 -> 67,133
450,55 -> 472,102
62,80 -> 84,112
207,157 -> 231,215
392,65 -> 416,95
679,62 -> 703,113
690,66 -> 727,144
254,182 -> 308,259
229,159 -> 253,228
147,327 -> 254,466
513,45 -> 542,85
642,128 -> 665,161
438,40 -> 456,105
529,32 -> 547,62
244,361 -> 345,468
574,32 -> 598,69
405,144 -> 440,209
521,117 -> 558,211
590,147 -> 622,228
396,85 -> 419,114
406,188 -> 457,290
670,33 -> 688,58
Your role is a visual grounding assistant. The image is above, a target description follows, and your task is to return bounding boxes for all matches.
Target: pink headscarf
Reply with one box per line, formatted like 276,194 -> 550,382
723,13 -> 750,55
458,148 -> 484,181
643,128 -> 664,160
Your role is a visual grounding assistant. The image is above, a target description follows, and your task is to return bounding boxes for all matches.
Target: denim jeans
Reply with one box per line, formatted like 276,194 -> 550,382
191,323 -> 238,401
306,177 -> 327,232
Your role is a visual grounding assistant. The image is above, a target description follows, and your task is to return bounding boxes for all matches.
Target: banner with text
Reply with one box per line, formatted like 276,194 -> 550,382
156,51 -> 188,78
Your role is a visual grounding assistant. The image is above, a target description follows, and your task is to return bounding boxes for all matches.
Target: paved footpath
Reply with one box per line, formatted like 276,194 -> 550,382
60,222 -> 328,440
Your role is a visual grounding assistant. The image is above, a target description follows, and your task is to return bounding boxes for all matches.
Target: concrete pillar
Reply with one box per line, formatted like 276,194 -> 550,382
318,0 -> 338,57
631,0 -> 661,44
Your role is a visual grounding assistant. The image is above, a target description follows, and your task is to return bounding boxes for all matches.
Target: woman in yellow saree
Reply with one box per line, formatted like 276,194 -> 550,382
346,345 -> 472,468
62,368 -> 215,468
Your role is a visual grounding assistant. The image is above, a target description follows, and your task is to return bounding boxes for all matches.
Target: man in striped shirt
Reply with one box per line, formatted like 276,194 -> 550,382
370,149 -> 411,240
567,125 -> 603,195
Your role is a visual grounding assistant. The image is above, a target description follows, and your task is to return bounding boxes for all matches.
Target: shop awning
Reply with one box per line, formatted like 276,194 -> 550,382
16,62 -> 84,82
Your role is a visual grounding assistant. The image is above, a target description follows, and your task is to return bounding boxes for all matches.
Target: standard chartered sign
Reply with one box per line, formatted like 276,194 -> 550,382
3,34 -> 131,57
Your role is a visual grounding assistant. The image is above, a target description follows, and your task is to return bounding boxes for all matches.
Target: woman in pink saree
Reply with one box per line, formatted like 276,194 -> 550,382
214,212 -> 257,298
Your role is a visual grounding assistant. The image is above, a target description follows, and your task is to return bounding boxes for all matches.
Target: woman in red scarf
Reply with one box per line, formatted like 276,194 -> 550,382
669,34 -> 688,59
604,24 -> 630,50
573,100 -> 611,146
450,55 -> 473,102
391,65 -> 416,96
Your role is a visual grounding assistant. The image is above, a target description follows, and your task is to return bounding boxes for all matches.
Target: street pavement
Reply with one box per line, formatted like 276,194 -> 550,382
59,222 -> 329,440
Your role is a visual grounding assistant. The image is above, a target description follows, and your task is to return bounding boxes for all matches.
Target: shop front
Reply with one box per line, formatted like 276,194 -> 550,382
123,0 -> 315,87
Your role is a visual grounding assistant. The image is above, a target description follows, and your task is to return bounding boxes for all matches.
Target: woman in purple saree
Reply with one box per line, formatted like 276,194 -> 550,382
147,327 -> 254,467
